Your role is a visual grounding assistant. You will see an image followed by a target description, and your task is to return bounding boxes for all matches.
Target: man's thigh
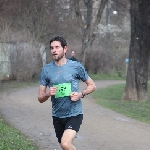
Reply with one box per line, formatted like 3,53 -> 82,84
53,117 -> 65,143
61,129 -> 76,143
53,114 -> 83,143
62,114 -> 83,143
65,114 -> 83,132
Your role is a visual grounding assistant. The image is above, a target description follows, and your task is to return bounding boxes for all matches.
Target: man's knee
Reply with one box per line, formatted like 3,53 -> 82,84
60,141 -> 70,150
60,141 -> 76,150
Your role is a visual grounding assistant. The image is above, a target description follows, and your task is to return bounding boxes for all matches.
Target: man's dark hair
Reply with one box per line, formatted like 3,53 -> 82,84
50,36 -> 67,48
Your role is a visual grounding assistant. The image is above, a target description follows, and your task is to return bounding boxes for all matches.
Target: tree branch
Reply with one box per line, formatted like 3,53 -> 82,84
90,0 -> 108,45
74,0 -> 85,29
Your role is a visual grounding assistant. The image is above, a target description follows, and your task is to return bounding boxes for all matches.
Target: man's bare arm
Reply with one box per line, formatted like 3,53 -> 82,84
38,85 -> 51,103
70,76 -> 96,101
38,85 -> 58,103
82,76 -> 96,96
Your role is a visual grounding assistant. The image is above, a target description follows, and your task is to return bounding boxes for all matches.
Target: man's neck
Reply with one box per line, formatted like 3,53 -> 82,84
55,58 -> 67,66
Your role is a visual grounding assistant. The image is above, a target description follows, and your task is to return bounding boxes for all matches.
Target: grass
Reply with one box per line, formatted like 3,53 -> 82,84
91,83 -> 150,124
88,72 -> 125,80
0,80 -> 39,150
0,117 -> 39,150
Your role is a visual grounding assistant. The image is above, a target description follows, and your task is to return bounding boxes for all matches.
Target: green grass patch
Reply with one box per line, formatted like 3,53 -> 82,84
91,83 -> 150,124
89,72 -> 125,80
0,116 -> 39,150
0,80 -> 39,150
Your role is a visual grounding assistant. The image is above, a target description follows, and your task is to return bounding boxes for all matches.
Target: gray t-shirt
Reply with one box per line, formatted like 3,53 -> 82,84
39,59 -> 88,118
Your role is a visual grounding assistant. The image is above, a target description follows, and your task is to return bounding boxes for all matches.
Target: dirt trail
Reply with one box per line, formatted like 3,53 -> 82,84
1,80 -> 150,150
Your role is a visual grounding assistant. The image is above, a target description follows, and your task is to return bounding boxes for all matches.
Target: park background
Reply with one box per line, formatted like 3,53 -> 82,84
1,1 -> 150,149
0,0 -> 130,81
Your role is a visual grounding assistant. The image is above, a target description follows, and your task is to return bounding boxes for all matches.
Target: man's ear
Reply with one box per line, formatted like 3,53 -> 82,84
64,46 -> 68,53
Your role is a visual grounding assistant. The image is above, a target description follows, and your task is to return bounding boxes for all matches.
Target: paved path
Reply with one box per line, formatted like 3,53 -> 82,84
1,80 -> 150,150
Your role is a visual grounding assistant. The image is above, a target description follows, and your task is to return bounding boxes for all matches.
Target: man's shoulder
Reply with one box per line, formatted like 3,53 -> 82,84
67,59 -> 84,68
43,61 -> 54,67
41,62 -> 55,72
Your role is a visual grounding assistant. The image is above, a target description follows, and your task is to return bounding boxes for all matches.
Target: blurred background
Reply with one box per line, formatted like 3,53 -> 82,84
0,0 -> 130,81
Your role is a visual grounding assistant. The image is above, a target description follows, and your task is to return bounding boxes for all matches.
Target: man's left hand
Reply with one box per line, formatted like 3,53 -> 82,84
70,92 -> 82,101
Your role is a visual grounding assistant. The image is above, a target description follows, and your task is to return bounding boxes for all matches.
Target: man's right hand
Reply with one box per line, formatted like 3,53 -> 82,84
49,87 -> 58,96
38,86 -> 57,103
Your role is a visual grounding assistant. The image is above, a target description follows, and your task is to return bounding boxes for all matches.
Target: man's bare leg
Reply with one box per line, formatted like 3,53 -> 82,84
60,129 -> 76,150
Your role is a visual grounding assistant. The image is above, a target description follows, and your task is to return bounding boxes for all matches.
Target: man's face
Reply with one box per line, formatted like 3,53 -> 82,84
50,41 -> 67,61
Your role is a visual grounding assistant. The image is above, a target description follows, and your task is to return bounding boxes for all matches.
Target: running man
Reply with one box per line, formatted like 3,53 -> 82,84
38,36 -> 96,150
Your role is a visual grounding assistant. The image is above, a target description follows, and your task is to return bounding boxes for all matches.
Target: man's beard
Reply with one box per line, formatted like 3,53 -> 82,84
53,52 -> 65,61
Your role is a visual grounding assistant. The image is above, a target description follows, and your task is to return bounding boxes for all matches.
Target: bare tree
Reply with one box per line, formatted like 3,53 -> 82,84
73,0 -> 107,69
122,0 -> 150,101
0,0 -> 131,80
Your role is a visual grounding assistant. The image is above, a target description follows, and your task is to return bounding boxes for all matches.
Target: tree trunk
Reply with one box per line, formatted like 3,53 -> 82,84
122,0 -> 150,101
82,33 -> 88,67
81,0 -> 93,68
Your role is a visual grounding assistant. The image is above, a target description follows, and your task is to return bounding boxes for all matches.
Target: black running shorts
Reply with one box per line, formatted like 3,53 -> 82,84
53,114 -> 83,143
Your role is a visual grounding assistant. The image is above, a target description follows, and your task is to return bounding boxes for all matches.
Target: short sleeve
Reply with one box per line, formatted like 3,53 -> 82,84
77,63 -> 88,82
39,67 -> 50,86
